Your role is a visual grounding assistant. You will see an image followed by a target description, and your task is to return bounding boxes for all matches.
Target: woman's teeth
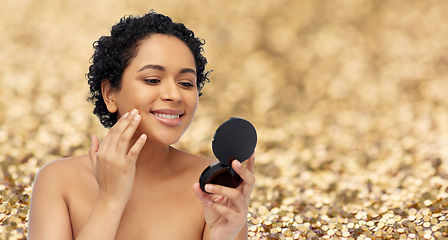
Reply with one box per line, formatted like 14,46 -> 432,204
153,113 -> 180,119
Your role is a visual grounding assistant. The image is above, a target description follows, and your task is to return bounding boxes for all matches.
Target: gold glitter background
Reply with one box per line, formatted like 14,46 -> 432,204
1,0 -> 448,239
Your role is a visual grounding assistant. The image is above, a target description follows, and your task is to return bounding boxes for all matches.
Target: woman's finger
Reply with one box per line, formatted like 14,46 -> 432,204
98,111 -> 129,150
126,133 -> 147,163
192,183 -> 214,207
232,160 -> 255,198
246,153 -> 255,174
117,113 -> 142,156
108,109 -> 138,152
204,184 -> 246,213
211,195 -> 228,205
208,200 -> 246,226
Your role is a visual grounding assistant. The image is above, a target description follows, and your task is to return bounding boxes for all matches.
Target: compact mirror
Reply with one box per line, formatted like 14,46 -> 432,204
199,117 -> 257,193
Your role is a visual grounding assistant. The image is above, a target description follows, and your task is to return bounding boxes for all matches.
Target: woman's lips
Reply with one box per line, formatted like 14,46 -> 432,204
153,112 -> 181,119
151,109 -> 184,127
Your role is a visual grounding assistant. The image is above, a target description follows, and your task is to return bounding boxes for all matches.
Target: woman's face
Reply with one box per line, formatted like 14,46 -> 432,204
108,34 -> 199,146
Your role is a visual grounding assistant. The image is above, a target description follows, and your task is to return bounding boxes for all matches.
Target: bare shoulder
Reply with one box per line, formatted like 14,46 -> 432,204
32,154 -> 93,203
36,154 -> 91,185
39,154 -> 90,171
34,154 -> 95,203
28,155 -> 91,240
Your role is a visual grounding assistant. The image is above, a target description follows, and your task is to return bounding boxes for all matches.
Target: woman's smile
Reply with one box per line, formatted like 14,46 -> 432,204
151,108 -> 185,127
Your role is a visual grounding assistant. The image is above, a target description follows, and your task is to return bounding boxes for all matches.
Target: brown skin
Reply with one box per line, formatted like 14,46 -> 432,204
28,34 -> 254,240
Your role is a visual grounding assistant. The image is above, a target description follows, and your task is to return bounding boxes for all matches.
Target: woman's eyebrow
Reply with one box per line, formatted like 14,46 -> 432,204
179,68 -> 196,75
138,64 -> 165,72
137,65 -> 195,75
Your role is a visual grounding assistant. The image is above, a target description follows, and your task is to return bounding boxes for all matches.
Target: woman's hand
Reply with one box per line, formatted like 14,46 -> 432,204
193,154 -> 255,240
89,109 -> 147,207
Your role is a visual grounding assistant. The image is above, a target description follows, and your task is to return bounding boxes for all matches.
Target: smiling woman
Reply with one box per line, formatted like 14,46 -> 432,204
26,10 -> 256,240
103,35 -> 200,145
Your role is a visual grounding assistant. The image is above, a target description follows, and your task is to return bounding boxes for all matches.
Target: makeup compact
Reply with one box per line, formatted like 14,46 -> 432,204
199,117 -> 257,194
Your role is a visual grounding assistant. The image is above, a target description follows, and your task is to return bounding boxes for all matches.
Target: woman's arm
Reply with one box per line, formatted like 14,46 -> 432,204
28,160 -> 130,240
28,109 -> 146,240
27,161 -> 74,240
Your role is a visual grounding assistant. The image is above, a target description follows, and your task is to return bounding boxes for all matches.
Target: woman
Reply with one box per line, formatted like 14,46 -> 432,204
28,10 -> 255,240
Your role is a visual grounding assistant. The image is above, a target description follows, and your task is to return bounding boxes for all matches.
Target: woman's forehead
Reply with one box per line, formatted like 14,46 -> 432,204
130,34 -> 196,71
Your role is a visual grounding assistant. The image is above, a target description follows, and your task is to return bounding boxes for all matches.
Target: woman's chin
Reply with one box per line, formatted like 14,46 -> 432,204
144,134 -> 183,147
135,125 -> 187,147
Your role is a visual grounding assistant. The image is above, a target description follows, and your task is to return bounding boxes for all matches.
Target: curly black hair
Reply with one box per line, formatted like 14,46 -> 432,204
86,10 -> 210,128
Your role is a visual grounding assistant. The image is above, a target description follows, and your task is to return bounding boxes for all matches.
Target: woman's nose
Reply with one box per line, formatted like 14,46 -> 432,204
160,80 -> 181,102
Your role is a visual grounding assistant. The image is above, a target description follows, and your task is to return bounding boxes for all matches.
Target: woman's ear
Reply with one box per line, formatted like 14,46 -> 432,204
101,80 -> 118,113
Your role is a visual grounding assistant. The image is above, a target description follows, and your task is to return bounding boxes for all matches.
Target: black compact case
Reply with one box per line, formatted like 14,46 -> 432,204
199,117 -> 257,194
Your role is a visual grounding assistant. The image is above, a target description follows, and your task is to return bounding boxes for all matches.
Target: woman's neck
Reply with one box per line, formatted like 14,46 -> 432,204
131,135 -> 175,180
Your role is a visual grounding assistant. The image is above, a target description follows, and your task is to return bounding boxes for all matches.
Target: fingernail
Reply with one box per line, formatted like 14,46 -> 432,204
123,112 -> 130,118
134,114 -> 141,120
205,184 -> 212,191
140,134 -> 147,139
234,161 -> 241,168
131,108 -> 138,115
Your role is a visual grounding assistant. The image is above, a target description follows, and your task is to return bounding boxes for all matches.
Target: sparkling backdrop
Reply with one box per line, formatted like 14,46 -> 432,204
1,0 -> 448,239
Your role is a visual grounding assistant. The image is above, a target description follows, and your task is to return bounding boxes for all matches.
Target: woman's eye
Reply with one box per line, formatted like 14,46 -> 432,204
180,82 -> 194,87
144,79 -> 160,84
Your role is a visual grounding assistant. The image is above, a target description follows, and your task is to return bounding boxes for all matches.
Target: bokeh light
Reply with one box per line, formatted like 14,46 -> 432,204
1,0 -> 448,239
